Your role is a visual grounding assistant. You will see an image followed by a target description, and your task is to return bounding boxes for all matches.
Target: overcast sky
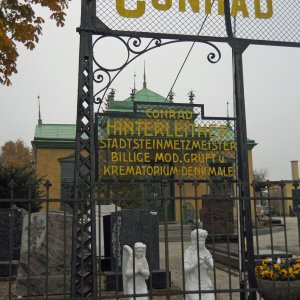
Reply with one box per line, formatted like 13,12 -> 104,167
1,1 -> 299,181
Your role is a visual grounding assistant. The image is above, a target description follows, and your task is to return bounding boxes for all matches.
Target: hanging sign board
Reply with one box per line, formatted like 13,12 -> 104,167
95,0 -> 300,46
96,102 -> 236,181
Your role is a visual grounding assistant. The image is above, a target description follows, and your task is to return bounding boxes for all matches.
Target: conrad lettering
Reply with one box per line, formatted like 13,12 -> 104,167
116,0 -> 273,19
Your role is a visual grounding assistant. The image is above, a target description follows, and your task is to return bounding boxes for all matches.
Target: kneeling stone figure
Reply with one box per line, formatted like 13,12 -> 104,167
184,229 -> 215,300
123,242 -> 150,300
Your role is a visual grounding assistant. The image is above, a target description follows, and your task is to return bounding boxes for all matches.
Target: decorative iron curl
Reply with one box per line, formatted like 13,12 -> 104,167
205,42 -> 221,63
126,36 -> 162,55
93,69 -> 111,104
92,35 -> 221,110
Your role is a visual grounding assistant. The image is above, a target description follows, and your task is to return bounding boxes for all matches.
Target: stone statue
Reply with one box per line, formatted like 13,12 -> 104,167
184,229 -> 215,300
122,242 -> 150,300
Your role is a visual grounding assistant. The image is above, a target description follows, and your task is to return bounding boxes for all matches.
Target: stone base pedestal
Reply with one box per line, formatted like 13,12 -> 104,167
104,269 -> 171,291
16,275 -> 71,296
0,261 -> 18,278
100,257 -> 111,272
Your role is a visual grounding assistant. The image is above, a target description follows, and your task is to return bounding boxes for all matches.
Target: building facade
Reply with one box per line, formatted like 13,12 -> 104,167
32,84 -> 257,222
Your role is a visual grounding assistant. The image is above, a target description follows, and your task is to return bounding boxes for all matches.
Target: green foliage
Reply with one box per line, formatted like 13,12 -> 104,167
0,163 -> 43,212
0,0 -> 70,85
98,179 -> 148,209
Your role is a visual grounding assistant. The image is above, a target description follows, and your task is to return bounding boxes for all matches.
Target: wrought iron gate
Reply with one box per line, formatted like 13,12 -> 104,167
72,0 -> 257,296
2,0 -> 300,299
1,180 -> 300,299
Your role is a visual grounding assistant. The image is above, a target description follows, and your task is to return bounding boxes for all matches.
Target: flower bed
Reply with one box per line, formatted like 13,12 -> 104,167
255,257 -> 300,281
255,257 -> 300,300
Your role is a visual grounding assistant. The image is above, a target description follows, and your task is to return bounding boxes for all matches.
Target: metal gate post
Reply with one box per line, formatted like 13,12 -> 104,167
71,0 -> 98,298
231,41 -> 257,300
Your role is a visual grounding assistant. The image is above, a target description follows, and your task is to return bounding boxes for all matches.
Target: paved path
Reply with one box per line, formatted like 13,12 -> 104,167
157,217 -> 300,299
253,216 -> 300,256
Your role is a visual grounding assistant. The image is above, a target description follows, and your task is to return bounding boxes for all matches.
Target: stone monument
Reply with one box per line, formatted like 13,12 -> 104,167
184,229 -> 215,300
16,212 -> 72,296
103,209 -> 169,291
122,242 -> 150,300
201,194 -> 235,241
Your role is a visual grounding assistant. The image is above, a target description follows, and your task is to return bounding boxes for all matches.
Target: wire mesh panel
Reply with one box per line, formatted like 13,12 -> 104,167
95,0 -> 300,45
96,0 -> 227,38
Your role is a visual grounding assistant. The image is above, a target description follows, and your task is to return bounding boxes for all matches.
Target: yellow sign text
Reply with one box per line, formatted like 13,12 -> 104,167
116,0 -> 273,19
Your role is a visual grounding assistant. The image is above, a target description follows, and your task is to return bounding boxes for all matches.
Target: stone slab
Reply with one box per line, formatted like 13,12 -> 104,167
16,275 -> 71,296
0,208 -> 22,261
104,209 -> 160,271
96,204 -> 120,257
0,208 -> 23,278
201,195 -> 234,235
16,212 -> 72,296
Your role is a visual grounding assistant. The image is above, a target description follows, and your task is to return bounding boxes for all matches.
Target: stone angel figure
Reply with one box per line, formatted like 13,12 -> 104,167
184,229 -> 215,300
122,242 -> 150,300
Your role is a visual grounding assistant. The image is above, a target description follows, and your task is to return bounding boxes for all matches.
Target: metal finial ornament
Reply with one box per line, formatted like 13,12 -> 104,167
168,90 -> 175,102
227,101 -> 229,118
38,94 -> 42,125
105,89 -> 115,110
226,101 -> 231,127
188,90 -> 195,104
134,72 -> 137,91
130,88 -> 136,101
109,88 -> 115,101
143,61 -> 147,88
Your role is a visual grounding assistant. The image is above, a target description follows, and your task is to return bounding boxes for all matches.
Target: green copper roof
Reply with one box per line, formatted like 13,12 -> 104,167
124,87 -> 168,102
246,139 -> 258,150
109,87 -> 170,112
32,124 -> 76,149
31,87 -> 257,150
34,124 -> 76,140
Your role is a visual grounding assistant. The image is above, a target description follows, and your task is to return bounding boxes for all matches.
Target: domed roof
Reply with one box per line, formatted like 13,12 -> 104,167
108,86 -> 171,112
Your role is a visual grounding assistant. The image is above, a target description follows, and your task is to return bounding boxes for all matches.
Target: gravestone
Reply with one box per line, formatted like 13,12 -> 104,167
103,209 -> 170,291
201,194 -> 236,242
16,212 -> 72,296
0,208 -> 23,278
105,209 -> 160,271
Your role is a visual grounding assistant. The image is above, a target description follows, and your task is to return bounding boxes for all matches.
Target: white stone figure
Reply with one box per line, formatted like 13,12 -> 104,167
184,229 -> 215,300
122,242 -> 150,300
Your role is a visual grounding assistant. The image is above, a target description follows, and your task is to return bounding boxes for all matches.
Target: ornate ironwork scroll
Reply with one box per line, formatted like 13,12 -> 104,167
92,35 -> 221,111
